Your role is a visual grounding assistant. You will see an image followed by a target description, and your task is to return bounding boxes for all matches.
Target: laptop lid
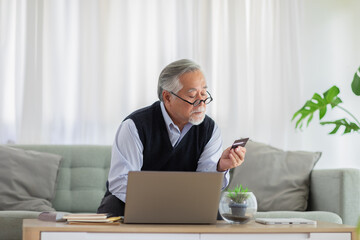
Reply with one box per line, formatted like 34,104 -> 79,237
124,171 -> 223,224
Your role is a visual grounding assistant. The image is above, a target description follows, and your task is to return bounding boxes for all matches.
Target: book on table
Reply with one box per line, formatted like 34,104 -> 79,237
63,214 -> 123,224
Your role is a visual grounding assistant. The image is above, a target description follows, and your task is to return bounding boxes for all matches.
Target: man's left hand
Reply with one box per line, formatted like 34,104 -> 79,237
217,146 -> 246,172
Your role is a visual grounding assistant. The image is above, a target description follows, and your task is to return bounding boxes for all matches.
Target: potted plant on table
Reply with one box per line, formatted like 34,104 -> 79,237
219,184 -> 257,224
227,185 -> 250,217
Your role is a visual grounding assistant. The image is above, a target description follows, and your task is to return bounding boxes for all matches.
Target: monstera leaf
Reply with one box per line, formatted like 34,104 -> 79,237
292,66 -> 360,135
320,119 -> 360,134
352,66 -> 360,96
292,86 -> 342,130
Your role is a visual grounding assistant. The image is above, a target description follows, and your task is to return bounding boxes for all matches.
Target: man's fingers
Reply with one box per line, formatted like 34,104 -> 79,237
229,151 -> 241,167
235,147 -> 246,161
231,147 -> 246,166
221,147 -> 247,171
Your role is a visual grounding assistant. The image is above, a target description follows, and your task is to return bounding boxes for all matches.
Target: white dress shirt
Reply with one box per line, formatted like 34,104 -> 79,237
108,102 -> 229,202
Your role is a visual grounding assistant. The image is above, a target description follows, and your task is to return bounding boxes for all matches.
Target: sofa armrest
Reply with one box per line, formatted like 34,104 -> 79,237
309,168 -> 360,226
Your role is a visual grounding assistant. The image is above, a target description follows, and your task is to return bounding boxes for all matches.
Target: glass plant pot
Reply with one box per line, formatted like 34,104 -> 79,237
219,191 -> 257,224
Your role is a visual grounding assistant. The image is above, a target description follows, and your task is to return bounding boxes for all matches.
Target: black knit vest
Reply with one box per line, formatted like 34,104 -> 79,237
125,101 -> 215,171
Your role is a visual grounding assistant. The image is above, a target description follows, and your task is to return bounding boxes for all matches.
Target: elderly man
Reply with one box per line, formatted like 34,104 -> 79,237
98,59 -> 246,216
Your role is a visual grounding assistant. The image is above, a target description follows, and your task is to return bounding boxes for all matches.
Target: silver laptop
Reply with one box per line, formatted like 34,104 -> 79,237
124,171 -> 223,224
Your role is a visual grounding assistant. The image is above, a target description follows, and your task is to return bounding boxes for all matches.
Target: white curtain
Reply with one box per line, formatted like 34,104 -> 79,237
1,0 -> 359,169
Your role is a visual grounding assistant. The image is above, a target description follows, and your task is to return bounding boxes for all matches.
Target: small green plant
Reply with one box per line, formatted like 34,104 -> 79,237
227,185 -> 249,203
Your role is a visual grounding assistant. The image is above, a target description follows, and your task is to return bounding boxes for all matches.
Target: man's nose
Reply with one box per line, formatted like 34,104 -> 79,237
199,100 -> 206,106
194,99 -> 206,107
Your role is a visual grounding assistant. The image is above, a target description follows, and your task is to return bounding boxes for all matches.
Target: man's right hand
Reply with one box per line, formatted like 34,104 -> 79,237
217,146 -> 246,172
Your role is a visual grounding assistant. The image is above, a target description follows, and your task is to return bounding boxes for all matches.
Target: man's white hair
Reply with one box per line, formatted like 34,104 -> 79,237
157,59 -> 202,101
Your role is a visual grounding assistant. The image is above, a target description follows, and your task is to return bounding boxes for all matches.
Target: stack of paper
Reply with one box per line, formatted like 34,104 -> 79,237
63,214 -> 123,224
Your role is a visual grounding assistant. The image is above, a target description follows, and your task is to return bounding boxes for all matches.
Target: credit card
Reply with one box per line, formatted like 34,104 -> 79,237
231,138 -> 249,149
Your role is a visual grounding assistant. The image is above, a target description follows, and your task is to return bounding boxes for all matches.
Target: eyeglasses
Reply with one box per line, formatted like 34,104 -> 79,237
170,91 -> 213,107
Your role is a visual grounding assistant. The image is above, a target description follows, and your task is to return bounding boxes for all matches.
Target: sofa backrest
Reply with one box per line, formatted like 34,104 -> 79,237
14,145 -> 111,213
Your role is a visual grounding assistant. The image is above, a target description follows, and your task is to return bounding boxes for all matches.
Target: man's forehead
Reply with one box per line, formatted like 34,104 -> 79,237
179,70 -> 207,92
187,86 -> 208,93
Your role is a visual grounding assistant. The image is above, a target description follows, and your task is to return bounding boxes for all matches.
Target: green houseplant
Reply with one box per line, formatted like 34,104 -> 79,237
219,184 -> 257,224
292,66 -> 360,134
227,185 -> 250,217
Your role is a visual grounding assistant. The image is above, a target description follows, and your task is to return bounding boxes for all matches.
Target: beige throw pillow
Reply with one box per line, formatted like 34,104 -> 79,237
228,140 -> 320,211
0,146 -> 62,211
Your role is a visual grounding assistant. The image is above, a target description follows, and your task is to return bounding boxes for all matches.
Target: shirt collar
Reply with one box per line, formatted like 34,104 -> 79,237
160,101 -> 192,133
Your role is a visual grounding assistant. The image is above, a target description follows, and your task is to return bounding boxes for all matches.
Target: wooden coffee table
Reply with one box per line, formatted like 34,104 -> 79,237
23,219 -> 357,240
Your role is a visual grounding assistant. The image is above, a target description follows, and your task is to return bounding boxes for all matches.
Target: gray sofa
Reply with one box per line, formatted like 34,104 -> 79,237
0,144 -> 359,240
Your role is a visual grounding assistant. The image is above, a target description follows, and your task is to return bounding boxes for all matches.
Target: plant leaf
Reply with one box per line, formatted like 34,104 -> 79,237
320,118 -> 360,135
306,113 -> 314,127
292,86 -> 342,130
323,86 -> 341,108
351,66 -> 360,96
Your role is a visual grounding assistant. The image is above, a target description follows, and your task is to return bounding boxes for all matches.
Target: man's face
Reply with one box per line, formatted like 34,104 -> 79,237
164,70 -> 208,129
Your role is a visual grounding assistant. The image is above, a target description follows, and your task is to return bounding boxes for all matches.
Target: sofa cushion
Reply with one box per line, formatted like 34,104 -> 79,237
12,145 -> 111,213
0,146 -> 62,211
229,140 -> 320,211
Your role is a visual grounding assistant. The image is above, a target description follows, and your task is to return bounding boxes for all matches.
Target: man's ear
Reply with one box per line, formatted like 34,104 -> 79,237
162,91 -> 171,103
